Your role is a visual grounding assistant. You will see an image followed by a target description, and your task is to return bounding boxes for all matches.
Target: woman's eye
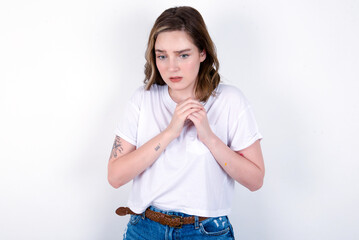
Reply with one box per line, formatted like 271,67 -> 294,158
180,54 -> 189,59
157,55 -> 166,60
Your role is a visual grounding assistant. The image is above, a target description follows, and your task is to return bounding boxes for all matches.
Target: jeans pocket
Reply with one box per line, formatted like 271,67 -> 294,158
129,214 -> 142,225
199,216 -> 231,236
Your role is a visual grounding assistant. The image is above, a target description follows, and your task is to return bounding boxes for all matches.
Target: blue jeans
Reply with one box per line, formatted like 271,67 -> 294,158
123,206 -> 235,239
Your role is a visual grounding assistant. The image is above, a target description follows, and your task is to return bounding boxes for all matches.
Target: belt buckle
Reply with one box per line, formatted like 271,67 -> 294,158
172,215 -> 184,229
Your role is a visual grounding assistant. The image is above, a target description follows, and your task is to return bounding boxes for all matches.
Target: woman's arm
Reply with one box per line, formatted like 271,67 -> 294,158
107,131 -> 174,188
205,138 -> 264,191
108,99 -> 204,188
188,109 -> 265,191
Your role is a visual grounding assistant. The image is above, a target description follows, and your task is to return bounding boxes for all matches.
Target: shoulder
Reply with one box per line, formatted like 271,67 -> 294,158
133,84 -> 165,96
129,84 -> 166,105
128,85 -> 145,104
147,84 -> 166,95
215,83 -> 250,105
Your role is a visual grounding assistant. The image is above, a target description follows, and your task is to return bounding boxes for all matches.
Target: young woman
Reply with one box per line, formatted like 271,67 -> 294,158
108,6 -> 264,239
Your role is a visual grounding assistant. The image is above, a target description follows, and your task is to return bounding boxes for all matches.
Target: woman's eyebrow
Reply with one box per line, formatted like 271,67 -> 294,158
155,48 -> 191,53
174,48 -> 191,54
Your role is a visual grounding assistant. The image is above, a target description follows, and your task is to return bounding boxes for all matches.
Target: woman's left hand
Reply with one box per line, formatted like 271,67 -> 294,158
187,108 -> 215,145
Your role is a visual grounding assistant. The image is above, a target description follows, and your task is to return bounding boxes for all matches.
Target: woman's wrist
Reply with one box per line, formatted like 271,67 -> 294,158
201,131 -> 219,150
162,127 -> 178,142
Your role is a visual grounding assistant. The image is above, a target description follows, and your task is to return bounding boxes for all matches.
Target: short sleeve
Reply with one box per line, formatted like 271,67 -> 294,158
228,106 -> 262,151
223,86 -> 262,151
114,87 -> 144,146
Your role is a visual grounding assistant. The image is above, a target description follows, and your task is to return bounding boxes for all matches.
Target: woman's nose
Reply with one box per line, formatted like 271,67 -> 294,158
168,58 -> 179,72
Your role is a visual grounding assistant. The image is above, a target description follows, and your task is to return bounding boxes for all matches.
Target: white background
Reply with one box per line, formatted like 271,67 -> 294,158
1,0 -> 358,239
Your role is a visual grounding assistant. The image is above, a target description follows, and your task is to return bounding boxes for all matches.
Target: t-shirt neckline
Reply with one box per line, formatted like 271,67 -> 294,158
162,84 -> 216,113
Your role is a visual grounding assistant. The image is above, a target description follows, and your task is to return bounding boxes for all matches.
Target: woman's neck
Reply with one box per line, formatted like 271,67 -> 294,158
168,87 -> 197,103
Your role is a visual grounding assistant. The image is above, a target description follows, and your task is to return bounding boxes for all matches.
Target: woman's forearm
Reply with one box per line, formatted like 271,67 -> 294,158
108,130 -> 175,188
108,100 -> 207,189
204,135 -> 265,191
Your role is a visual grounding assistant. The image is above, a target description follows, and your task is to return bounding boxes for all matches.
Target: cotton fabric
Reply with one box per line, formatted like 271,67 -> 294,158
115,83 -> 262,217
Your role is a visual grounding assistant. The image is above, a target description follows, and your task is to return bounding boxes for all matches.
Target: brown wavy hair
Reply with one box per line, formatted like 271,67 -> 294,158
144,6 -> 220,102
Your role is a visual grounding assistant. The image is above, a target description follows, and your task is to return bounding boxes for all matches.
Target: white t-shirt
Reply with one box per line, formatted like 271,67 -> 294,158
115,83 -> 262,217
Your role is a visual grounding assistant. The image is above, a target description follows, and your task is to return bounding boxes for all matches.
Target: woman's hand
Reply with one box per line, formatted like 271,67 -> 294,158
187,107 -> 215,145
166,98 -> 204,139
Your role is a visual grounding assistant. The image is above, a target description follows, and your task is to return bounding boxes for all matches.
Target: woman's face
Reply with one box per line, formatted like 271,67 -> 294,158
154,30 -> 206,98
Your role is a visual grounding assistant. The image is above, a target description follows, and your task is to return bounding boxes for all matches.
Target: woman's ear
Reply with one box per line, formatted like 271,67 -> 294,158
200,49 -> 206,62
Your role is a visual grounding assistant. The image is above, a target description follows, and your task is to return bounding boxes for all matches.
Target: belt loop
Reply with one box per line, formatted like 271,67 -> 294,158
141,210 -> 146,220
194,216 -> 199,229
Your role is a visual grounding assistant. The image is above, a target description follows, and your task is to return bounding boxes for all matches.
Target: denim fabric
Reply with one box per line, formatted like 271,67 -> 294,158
123,206 -> 235,240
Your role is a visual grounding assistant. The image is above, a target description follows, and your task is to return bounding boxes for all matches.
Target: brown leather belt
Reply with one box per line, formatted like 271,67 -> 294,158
116,207 -> 208,228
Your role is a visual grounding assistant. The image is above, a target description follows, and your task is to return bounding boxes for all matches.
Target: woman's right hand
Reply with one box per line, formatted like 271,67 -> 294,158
165,98 -> 204,139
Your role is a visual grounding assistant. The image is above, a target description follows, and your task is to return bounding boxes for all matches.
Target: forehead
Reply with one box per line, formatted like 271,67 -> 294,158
155,30 -> 197,51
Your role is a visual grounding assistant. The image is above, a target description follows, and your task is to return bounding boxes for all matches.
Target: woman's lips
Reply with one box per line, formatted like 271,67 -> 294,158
169,76 -> 183,82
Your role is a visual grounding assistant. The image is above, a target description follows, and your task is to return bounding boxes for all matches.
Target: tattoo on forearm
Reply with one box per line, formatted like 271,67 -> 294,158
110,136 -> 123,159
154,143 -> 161,151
